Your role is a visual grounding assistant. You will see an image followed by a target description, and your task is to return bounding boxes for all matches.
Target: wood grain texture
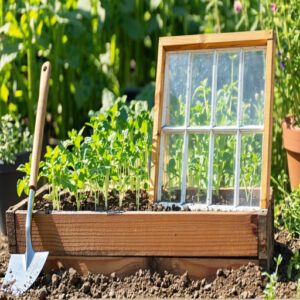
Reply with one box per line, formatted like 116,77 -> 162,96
45,256 -> 150,278
44,256 -> 259,280
150,44 -> 166,202
159,30 -> 273,50
5,209 -> 16,253
153,257 -> 259,281
5,186 -> 48,252
12,210 -> 260,257
258,199 -> 274,270
30,62 -> 51,189
261,34 -> 275,209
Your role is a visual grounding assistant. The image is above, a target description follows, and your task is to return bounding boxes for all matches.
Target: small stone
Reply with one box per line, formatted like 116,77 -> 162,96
241,278 -> 247,287
230,286 -> 237,295
110,272 -> 116,280
193,291 -> 199,298
101,274 -> 109,283
58,294 -> 65,300
180,272 -> 190,287
216,269 -> 224,277
240,291 -> 249,299
290,282 -> 297,291
203,283 -> 212,291
38,287 -> 48,300
58,282 -> 67,293
201,278 -> 206,287
68,268 -> 80,285
81,281 -> 91,294
108,289 -> 116,298
193,281 -> 201,290
248,291 -> 254,298
51,274 -> 60,287
91,286 -> 101,298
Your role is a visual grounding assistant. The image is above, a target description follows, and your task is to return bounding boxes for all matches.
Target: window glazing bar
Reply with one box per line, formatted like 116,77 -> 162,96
207,50 -> 218,205
180,53 -> 192,204
233,49 -> 244,207
162,125 -> 264,134
157,54 -> 170,201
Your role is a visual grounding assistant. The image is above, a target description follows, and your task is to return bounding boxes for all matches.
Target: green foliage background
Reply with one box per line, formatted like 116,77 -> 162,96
0,0 -> 299,186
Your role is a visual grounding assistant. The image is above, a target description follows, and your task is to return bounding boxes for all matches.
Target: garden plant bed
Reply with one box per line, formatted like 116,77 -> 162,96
1,229 -> 299,299
6,185 -> 273,280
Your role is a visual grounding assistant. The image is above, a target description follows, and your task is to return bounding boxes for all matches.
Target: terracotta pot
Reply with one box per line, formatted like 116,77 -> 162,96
282,116 -> 300,189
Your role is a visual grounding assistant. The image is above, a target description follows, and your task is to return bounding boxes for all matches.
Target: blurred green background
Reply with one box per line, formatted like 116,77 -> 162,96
0,0 -> 299,187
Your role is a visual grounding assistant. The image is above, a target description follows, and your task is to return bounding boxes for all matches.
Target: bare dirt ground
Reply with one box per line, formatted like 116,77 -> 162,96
0,229 -> 299,299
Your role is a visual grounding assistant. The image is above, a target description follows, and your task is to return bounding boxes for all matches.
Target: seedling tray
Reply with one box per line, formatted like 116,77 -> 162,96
6,185 -> 273,279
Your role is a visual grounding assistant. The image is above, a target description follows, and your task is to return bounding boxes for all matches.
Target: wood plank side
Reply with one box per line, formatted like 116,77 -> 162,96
45,256 -> 150,278
14,212 -> 259,257
261,34 -> 275,209
150,44 -> 166,202
153,258 -> 259,281
5,185 -> 49,253
159,30 -> 273,50
44,256 -> 259,280
5,209 -> 16,253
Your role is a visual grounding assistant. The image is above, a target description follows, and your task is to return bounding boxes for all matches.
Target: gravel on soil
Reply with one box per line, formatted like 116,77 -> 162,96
0,229 -> 299,299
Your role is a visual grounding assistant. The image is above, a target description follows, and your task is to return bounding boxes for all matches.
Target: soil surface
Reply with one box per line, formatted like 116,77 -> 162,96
0,228 -> 299,299
32,189 -> 185,212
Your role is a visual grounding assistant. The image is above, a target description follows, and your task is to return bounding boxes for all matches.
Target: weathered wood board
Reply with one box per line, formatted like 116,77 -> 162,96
9,209 -> 261,257
6,186 -> 273,278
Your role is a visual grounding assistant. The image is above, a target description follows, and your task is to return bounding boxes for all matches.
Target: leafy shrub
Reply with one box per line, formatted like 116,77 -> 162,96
0,114 -> 32,164
281,189 -> 300,236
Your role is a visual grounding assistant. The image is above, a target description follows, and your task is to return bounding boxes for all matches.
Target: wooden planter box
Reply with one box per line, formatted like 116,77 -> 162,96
6,186 -> 273,280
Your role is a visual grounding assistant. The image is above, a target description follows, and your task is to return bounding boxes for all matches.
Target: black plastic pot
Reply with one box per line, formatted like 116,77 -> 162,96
0,152 -> 30,235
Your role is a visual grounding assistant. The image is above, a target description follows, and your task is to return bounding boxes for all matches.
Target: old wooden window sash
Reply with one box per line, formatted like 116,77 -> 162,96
150,31 -> 275,210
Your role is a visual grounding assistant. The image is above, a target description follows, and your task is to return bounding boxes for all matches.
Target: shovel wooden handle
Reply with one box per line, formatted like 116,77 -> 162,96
29,62 -> 51,190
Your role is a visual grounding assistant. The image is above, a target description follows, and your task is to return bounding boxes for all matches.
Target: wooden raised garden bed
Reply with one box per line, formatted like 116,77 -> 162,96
6,186 -> 273,279
6,30 -> 275,280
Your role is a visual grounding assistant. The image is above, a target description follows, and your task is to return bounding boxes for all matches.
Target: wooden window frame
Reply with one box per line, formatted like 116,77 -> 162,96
150,30 -> 275,209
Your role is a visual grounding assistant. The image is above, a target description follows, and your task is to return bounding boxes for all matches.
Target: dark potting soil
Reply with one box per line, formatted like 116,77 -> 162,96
0,228 -> 299,299
31,189 -> 185,212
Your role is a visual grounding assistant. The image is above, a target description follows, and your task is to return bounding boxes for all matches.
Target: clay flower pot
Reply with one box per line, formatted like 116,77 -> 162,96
282,116 -> 300,189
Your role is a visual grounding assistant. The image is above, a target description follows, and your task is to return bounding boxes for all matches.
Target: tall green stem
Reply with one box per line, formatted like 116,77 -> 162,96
27,43 -> 34,132
0,0 -> 4,27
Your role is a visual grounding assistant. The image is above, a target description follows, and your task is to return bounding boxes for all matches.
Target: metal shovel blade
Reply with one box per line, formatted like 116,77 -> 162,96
1,251 -> 48,296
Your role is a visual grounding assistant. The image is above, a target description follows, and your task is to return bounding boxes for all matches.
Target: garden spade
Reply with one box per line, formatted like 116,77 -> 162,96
1,62 -> 51,296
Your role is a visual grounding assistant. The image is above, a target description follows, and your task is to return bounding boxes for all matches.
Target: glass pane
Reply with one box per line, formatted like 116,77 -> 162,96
212,135 -> 236,205
190,53 -> 214,126
160,133 -> 184,202
239,134 -> 262,207
186,134 -> 209,203
215,52 -> 239,126
164,53 -> 188,126
242,50 -> 266,125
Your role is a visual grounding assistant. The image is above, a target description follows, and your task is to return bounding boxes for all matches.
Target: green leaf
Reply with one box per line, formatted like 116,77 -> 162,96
17,178 -> 26,197
0,84 -> 9,102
